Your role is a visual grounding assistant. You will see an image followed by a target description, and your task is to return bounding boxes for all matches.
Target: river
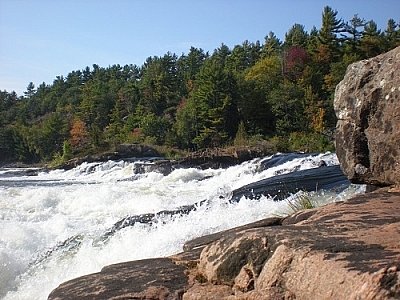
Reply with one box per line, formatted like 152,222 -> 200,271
0,152 -> 364,299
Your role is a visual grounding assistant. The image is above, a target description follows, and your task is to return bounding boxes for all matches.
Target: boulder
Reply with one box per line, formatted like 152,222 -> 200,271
115,143 -> 161,158
197,230 -> 271,286
47,258 -> 188,299
334,46 -> 400,186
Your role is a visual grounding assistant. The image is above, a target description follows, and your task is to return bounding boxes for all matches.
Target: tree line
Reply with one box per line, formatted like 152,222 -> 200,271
1,6 -> 399,164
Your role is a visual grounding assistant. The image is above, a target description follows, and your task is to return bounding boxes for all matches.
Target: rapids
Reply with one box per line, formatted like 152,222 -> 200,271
0,152 -> 364,300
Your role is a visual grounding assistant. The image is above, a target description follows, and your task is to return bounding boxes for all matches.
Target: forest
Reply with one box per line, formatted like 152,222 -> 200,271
1,6 -> 399,165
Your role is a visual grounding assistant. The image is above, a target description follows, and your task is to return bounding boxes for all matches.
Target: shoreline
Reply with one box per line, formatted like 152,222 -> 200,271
48,187 -> 400,299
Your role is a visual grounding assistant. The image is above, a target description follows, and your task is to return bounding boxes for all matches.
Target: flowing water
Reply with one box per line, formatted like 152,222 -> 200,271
0,152 -> 364,299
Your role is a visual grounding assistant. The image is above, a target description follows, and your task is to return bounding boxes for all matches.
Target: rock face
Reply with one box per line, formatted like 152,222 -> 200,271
334,46 -> 400,186
48,189 -> 400,300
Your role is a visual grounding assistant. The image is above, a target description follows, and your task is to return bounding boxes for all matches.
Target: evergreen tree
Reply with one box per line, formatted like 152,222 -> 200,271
24,82 -> 36,98
107,93 -> 127,145
248,40 -> 262,66
226,44 -> 248,73
61,140 -> 73,161
234,120 -> 249,146
212,43 -> 231,68
175,97 -> 198,149
140,53 -> 179,117
342,14 -> 368,54
317,6 -> 344,62
284,24 -> 309,49
79,79 -> 107,128
384,19 -> 400,50
307,26 -> 319,53
40,112 -> 69,159
360,20 -> 383,58
268,83 -> 306,135
177,47 -> 207,97
189,57 -> 238,148
261,31 -> 282,58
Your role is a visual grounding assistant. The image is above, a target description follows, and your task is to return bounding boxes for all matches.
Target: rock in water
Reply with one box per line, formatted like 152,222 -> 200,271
334,46 -> 400,186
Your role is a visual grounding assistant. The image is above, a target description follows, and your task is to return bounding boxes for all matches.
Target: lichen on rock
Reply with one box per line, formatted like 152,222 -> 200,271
334,46 -> 400,186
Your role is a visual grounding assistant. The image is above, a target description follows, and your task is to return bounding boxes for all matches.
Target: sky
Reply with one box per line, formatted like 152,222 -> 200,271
1,0 -> 399,96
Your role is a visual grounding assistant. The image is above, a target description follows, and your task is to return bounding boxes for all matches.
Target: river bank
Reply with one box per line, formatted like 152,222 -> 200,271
48,187 -> 400,300
46,46 -> 400,300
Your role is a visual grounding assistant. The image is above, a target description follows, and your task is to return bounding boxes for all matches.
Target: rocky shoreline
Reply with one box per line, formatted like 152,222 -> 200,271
48,47 -> 400,299
48,187 -> 400,300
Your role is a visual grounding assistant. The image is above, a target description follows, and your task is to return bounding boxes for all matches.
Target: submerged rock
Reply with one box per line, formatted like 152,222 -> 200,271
231,164 -> 349,202
334,46 -> 400,186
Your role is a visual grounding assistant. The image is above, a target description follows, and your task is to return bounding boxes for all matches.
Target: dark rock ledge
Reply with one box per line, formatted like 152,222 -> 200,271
48,188 -> 400,300
48,145 -> 272,173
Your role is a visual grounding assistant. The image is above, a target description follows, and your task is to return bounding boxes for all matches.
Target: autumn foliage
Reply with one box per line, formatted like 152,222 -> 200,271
69,119 -> 88,148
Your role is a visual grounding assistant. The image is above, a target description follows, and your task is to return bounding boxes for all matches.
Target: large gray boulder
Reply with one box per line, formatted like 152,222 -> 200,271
334,46 -> 400,186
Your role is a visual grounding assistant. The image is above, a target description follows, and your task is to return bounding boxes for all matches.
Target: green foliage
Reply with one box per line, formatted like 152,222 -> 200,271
139,113 -> 171,145
317,6 -> 343,57
152,144 -> 187,159
284,24 -> 309,49
175,98 -> 198,149
62,140 -> 73,161
273,190 -> 318,217
1,6 -> 398,164
24,82 -> 36,98
234,121 -> 249,147
268,83 -> 306,135
188,56 -> 239,148
285,191 -> 316,213
262,31 -> 281,58
245,56 -> 282,91
50,140 -> 73,167
287,132 -> 335,153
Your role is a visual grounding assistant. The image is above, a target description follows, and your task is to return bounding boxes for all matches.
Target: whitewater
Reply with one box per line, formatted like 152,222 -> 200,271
0,152 -> 364,299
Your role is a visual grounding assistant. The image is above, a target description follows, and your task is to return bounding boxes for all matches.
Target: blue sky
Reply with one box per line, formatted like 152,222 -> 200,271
1,0 -> 399,96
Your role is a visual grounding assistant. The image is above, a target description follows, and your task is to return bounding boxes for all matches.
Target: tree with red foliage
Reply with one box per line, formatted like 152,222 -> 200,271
285,46 -> 308,81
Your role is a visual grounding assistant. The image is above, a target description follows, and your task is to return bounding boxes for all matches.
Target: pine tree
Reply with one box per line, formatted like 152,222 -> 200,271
24,82 -> 36,98
384,19 -> 400,50
234,121 -> 249,147
261,31 -> 282,58
317,6 -> 344,62
360,20 -> 383,58
190,57 -> 239,148
284,24 -> 309,49
342,14 -> 368,54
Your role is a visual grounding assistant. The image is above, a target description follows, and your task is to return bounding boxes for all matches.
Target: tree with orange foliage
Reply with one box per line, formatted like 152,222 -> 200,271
69,119 -> 88,148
